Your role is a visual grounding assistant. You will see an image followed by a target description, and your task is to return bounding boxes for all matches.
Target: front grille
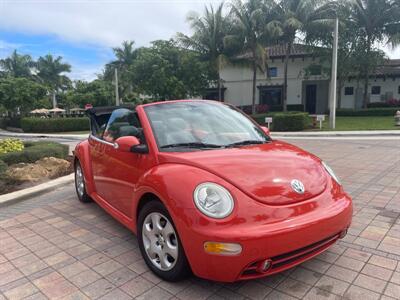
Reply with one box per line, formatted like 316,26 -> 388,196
240,233 -> 339,279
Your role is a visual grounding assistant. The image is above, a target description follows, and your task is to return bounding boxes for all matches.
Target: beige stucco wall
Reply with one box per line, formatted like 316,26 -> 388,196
221,57 -> 329,107
340,78 -> 400,109
221,56 -> 400,110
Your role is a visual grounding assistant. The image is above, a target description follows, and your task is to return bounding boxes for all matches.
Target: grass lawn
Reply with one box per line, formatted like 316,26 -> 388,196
311,116 -> 400,131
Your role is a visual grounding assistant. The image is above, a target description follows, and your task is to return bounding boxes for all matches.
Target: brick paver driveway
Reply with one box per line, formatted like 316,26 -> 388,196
0,138 -> 399,300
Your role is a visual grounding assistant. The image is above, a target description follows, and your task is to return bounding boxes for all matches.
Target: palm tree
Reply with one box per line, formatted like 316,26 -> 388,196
36,54 -> 71,108
265,0 -> 334,111
177,3 -> 228,101
106,40 -> 138,100
228,0 -> 268,114
0,50 -> 34,77
347,0 -> 400,108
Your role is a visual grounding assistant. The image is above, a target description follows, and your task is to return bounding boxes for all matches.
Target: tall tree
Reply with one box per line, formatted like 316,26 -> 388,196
347,0 -> 400,108
36,54 -> 71,108
227,0 -> 268,114
177,3 -> 228,101
105,40 -> 138,100
0,77 -> 47,114
265,0 -> 334,111
131,40 -> 208,100
0,50 -> 34,78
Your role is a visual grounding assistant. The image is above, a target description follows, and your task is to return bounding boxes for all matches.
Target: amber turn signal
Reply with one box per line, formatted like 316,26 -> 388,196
204,242 -> 242,255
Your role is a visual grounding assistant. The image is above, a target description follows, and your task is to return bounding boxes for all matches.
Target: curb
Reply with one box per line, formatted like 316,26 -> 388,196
271,130 -> 400,137
0,174 -> 74,207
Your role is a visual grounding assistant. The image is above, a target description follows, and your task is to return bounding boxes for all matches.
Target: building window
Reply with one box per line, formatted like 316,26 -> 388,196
259,86 -> 282,107
267,67 -> 278,77
344,87 -> 354,95
398,86 -> 400,94
371,86 -> 381,95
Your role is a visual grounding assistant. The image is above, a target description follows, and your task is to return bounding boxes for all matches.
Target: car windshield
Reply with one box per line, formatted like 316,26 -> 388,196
144,101 -> 270,151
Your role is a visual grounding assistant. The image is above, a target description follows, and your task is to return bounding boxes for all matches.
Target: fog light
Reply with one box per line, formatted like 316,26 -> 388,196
258,259 -> 272,272
339,229 -> 348,239
204,242 -> 242,256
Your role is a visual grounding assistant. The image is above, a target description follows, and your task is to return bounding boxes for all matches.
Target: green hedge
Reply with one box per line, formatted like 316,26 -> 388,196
251,112 -> 310,131
21,117 -> 89,133
0,141 -> 68,165
336,108 -> 399,116
272,112 -> 310,131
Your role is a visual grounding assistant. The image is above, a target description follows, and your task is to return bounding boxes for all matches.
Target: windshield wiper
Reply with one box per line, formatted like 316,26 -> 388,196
226,140 -> 266,147
160,142 -> 224,149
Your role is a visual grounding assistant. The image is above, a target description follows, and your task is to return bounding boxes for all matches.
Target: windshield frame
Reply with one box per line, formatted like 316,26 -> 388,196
143,100 -> 271,152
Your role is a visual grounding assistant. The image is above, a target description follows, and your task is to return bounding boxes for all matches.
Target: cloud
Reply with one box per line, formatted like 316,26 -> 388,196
0,0 -> 222,48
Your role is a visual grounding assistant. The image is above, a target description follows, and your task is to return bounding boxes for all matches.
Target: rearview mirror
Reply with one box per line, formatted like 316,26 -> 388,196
114,136 -> 140,152
261,126 -> 270,136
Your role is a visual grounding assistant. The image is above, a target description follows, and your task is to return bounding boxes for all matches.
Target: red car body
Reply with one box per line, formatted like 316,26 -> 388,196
74,100 -> 352,282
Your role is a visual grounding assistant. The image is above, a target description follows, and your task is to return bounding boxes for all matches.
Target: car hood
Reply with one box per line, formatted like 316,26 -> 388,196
157,141 -> 328,205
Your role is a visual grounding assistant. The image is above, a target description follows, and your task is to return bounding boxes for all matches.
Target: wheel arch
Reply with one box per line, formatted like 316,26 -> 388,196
74,140 -> 95,195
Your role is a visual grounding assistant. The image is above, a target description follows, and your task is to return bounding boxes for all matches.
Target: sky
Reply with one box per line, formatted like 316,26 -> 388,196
0,0 -> 399,81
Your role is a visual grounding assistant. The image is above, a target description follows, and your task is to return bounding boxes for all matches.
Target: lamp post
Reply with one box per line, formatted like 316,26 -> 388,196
329,18 -> 339,129
115,68 -> 120,106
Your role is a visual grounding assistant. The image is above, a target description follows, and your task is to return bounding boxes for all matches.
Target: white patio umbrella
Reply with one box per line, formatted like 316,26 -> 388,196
48,108 -> 66,113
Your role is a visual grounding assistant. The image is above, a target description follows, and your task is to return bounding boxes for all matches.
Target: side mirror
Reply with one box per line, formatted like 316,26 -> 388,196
114,136 -> 140,152
261,126 -> 270,136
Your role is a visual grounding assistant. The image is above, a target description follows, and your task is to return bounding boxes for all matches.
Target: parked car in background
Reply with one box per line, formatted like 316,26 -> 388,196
74,100 -> 352,282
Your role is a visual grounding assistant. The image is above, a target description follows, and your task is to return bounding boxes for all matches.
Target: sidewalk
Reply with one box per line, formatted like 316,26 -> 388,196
0,129 -> 87,140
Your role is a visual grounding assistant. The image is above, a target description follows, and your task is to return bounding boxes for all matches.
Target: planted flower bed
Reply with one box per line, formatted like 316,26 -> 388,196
0,138 -> 72,195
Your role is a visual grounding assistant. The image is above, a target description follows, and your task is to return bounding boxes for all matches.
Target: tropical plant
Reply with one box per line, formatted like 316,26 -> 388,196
0,77 -> 47,113
36,54 -> 71,108
0,50 -> 34,78
177,3 -> 229,101
227,0 -> 269,114
265,0 -> 335,111
0,139 -> 24,154
346,0 -> 400,108
105,40 -> 138,100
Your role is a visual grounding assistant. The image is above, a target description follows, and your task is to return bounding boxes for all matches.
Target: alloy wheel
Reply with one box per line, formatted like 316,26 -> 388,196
142,212 -> 178,271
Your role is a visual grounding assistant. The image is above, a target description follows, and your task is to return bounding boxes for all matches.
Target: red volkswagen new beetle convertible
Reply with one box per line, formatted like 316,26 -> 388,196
74,100 -> 352,282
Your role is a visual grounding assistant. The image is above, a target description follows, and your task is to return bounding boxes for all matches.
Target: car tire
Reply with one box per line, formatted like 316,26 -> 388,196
74,160 -> 92,203
137,200 -> 191,281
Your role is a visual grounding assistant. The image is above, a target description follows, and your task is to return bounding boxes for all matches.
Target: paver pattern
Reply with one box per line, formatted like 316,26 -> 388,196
0,138 -> 399,300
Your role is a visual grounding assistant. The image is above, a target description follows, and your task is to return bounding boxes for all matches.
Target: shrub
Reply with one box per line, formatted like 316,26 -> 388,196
0,139 -> 24,154
337,108 -> 399,116
367,99 -> 400,108
0,160 -> 7,175
272,112 -> 310,131
21,117 -> 89,133
0,141 -> 68,165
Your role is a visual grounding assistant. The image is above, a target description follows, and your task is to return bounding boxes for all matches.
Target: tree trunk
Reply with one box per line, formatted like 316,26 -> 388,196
283,42 -> 291,112
362,37 -> 371,108
251,58 -> 257,115
52,91 -> 57,108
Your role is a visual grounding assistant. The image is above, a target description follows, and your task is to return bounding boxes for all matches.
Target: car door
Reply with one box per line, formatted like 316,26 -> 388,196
92,108 -> 152,217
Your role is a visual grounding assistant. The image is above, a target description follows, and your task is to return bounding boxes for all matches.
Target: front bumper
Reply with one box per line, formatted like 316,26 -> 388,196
174,183 -> 352,282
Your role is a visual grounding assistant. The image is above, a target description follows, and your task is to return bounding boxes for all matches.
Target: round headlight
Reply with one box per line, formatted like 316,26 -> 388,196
193,183 -> 234,219
322,161 -> 341,185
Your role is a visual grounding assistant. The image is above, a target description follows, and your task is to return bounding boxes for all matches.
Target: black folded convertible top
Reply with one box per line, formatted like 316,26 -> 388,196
85,104 -> 136,117
86,104 -> 136,135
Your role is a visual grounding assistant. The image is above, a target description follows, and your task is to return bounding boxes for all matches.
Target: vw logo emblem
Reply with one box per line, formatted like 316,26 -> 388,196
291,179 -> 305,194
